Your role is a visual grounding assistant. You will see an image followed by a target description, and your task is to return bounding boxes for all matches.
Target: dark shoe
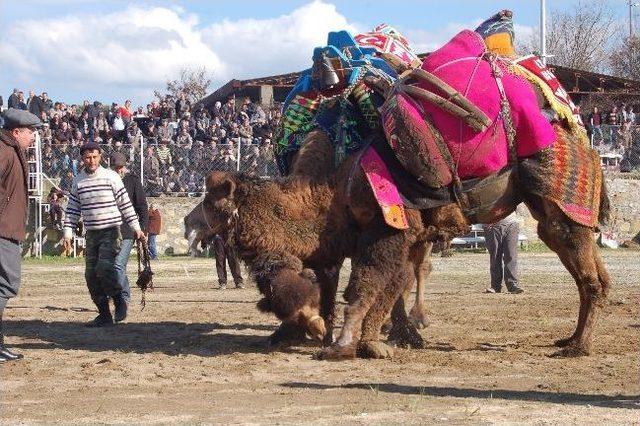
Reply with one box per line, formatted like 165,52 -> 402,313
508,286 -> 524,294
235,282 -> 244,289
86,299 -> 113,327
86,314 -> 114,327
113,294 -> 128,323
218,283 -> 227,290
0,345 -> 24,361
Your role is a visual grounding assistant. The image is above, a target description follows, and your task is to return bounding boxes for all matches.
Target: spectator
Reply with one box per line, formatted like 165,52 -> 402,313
181,169 -> 201,193
589,106 -> 603,144
47,188 -> 64,230
15,92 -> 27,110
156,139 -> 173,173
164,166 -> 184,193
118,99 -> 133,123
157,118 -> 173,141
147,203 -> 162,260
112,110 -> 126,141
7,89 -> 19,109
143,146 -> 162,196
204,234 -> 244,290
111,152 -> 148,307
482,213 -> 523,294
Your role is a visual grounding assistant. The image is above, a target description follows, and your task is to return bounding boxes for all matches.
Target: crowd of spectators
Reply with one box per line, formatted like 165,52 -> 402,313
1,88 -> 282,196
586,103 -> 640,172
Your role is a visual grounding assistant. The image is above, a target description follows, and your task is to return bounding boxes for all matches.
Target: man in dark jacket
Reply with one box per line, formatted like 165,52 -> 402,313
0,108 -> 41,361
111,153 -> 148,316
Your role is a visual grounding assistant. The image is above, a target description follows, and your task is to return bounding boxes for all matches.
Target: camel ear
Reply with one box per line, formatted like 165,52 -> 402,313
219,178 -> 236,199
206,172 -> 236,200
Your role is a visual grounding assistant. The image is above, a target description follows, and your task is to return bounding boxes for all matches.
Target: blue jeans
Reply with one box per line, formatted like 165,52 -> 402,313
114,238 -> 135,303
148,234 -> 158,259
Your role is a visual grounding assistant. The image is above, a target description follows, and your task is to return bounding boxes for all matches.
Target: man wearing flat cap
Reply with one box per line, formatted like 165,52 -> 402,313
63,142 -> 145,327
0,108 -> 41,362
110,152 -> 148,314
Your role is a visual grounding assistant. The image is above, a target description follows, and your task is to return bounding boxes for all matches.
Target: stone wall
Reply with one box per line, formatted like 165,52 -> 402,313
30,176 -> 640,256
150,196 -> 202,255
509,176 -> 640,242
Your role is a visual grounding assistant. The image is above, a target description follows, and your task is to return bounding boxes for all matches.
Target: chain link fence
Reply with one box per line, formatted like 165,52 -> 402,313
42,139 -> 279,197
591,124 -> 640,174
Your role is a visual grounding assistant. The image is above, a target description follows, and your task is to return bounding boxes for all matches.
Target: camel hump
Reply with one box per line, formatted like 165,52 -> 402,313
289,130 -> 336,180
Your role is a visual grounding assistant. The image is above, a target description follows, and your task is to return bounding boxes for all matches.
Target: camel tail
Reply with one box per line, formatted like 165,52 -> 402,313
598,176 -> 611,226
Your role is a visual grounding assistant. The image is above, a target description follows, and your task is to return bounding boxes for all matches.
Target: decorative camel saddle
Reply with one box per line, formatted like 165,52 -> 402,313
275,11 -> 603,229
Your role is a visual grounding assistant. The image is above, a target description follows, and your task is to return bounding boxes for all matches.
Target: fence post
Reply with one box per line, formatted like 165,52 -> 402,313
140,136 -> 145,186
236,141 -> 241,172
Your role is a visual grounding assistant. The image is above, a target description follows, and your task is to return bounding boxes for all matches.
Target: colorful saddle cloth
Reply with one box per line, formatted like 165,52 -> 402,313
382,30 -> 557,186
275,25 -> 414,229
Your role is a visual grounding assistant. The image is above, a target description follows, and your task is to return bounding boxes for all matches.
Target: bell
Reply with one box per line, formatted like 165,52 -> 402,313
312,53 -> 340,89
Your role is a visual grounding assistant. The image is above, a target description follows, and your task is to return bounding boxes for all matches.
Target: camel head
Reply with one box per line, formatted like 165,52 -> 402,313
183,203 -> 216,256
202,171 -> 240,235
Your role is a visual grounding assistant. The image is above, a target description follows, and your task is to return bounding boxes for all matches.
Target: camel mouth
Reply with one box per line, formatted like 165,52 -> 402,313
306,315 -> 326,342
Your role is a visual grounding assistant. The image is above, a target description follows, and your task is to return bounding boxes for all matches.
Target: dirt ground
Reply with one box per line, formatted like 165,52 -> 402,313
1,250 -> 638,424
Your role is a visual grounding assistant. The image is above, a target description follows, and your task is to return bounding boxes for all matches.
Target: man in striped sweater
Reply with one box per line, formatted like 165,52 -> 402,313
63,142 -> 145,327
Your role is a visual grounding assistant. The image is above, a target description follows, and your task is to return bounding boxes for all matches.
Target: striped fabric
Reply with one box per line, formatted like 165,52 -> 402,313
63,166 -> 141,239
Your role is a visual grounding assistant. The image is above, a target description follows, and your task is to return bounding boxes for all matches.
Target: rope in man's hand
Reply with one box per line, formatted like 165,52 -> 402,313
136,238 -> 154,309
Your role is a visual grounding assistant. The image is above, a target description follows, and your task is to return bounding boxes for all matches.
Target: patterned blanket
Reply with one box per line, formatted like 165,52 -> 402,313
519,125 -> 603,227
382,30 -> 557,184
276,16 -> 603,229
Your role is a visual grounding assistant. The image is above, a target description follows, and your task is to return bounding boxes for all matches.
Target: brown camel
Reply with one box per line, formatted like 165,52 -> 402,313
184,198 -> 432,339
203,121 -> 610,360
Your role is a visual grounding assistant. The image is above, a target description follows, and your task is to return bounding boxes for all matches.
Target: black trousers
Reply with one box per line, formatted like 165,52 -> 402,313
212,235 -> 243,286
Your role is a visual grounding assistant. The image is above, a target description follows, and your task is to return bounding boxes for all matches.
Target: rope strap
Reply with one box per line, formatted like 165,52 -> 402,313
136,238 -> 154,309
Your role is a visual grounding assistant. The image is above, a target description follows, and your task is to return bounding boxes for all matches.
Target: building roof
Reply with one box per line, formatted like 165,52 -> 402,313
197,61 -> 640,107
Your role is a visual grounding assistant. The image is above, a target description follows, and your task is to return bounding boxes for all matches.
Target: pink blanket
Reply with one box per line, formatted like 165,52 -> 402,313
412,30 -> 556,180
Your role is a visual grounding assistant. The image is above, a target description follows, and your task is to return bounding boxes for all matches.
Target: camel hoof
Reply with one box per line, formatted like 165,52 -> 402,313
321,331 -> 334,347
316,344 -> 357,361
553,336 -> 576,348
550,344 -> 590,358
358,341 -> 395,359
408,307 -> 430,329
388,324 -> 425,349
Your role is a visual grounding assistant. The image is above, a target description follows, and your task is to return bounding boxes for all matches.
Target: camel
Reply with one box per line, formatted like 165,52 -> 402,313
184,198 -> 432,341
203,117 -> 610,360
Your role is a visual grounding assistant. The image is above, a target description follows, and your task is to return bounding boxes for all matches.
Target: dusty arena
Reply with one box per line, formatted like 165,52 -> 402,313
0,250 -> 636,424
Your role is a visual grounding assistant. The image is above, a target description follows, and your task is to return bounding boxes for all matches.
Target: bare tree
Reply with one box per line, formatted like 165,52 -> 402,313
520,1 -> 618,72
610,36 -> 640,80
154,67 -> 212,103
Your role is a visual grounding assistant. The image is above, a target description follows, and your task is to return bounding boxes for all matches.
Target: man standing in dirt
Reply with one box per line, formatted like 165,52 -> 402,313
64,142 -> 145,327
204,234 -> 244,290
111,152 -> 148,314
483,212 -> 524,294
0,109 -> 42,361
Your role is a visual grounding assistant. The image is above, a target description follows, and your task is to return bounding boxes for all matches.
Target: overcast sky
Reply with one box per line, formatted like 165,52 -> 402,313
0,0 -> 633,107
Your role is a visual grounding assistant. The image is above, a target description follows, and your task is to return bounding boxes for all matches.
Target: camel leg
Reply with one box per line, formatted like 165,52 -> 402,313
408,241 -> 432,329
315,262 -> 342,346
358,259 -> 420,358
318,227 -> 409,360
528,198 -> 611,357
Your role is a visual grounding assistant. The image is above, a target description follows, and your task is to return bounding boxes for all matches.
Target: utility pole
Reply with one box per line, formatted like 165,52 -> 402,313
631,1 -> 640,39
540,0 -> 547,65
